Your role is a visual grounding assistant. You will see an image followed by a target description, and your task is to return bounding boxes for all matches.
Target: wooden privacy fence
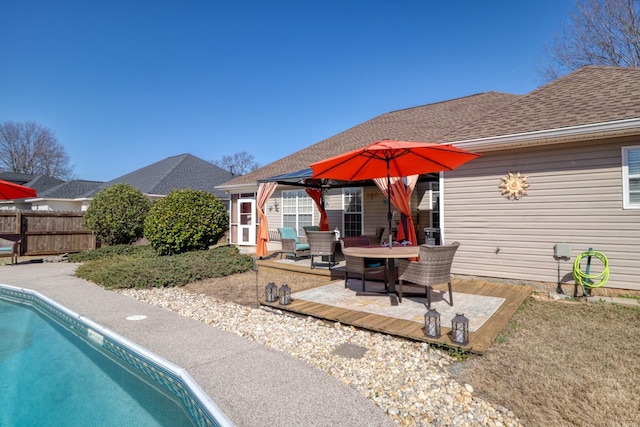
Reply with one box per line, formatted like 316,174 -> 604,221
0,211 -> 96,256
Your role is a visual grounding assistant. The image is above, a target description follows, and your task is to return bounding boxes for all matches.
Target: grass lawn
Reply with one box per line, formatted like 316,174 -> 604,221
456,296 -> 640,427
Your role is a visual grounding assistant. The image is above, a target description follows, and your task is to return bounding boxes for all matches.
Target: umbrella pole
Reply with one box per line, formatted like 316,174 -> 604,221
387,166 -> 393,248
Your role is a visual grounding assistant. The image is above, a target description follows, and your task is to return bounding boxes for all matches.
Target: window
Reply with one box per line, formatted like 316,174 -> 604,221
623,146 -> 640,209
282,190 -> 313,234
428,181 -> 440,228
342,187 -> 362,236
417,181 -> 440,227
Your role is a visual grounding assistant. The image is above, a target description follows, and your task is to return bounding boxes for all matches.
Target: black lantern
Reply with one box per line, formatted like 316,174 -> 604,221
423,308 -> 441,338
265,282 -> 278,302
279,284 -> 291,305
451,313 -> 469,345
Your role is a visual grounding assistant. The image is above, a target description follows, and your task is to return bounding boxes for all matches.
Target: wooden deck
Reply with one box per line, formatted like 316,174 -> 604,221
259,257 -> 531,354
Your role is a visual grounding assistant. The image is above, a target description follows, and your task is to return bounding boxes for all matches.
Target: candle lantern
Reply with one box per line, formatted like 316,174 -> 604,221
279,284 -> 291,305
265,282 -> 278,302
423,308 -> 441,338
451,313 -> 469,345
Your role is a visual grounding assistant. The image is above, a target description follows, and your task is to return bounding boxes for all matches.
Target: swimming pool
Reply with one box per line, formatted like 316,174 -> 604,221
0,284 -> 232,427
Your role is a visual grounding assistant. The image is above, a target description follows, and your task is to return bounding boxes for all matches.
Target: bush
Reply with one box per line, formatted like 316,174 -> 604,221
69,244 -> 155,262
144,189 -> 229,255
83,183 -> 151,245
74,245 -> 253,289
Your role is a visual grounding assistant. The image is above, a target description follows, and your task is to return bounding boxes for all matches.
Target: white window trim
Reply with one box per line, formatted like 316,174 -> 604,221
281,189 -> 314,234
342,187 -> 363,236
622,145 -> 640,209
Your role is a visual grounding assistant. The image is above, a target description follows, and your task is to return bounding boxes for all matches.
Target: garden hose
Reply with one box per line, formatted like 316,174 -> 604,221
572,249 -> 609,290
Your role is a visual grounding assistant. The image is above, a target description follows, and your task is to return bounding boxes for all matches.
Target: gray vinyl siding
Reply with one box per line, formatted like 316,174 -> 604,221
444,137 -> 640,291
264,188 -> 283,233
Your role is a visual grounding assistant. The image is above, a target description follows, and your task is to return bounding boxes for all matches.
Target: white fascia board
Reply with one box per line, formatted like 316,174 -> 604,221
215,183 -> 259,192
25,197 -> 93,202
452,118 -> 640,152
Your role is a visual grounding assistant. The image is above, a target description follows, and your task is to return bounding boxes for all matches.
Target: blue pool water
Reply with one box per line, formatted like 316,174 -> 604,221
0,287 -> 230,427
0,298 -> 196,426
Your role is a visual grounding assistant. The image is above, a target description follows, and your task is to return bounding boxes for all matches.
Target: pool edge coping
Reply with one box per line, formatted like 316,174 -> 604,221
0,283 -> 234,427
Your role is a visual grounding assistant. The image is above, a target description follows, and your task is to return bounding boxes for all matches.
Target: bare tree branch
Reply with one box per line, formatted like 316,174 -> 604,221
540,0 -> 640,82
212,151 -> 259,175
0,121 -> 74,179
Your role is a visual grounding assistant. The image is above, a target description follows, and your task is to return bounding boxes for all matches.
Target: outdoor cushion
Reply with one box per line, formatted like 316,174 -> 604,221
279,227 -> 299,242
303,225 -> 320,234
296,243 -> 310,251
365,261 -> 382,268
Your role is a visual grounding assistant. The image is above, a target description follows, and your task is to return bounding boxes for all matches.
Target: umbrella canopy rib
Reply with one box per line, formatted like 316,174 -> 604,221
310,140 -> 481,248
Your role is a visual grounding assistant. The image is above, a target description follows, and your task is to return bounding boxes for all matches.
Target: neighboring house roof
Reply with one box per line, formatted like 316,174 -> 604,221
91,153 -> 234,199
37,180 -> 104,199
0,172 -> 65,195
24,175 -> 66,194
221,91 -> 521,187
0,172 -> 39,185
446,66 -> 640,141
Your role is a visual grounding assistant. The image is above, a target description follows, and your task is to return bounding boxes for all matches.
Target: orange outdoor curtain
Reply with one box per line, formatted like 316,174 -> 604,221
373,175 -> 419,245
305,188 -> 329,230
256,181 -> 278,258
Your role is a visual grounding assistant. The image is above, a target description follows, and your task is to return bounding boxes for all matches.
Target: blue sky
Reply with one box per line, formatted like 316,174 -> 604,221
1,1 -> 574,181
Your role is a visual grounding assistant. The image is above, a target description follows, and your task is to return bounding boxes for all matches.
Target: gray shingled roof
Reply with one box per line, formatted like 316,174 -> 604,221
0,172 -> 65,195
24,175 -> 66,194
91,153 -> 234,199
0,172 -> 42,185
445,66 -> 640,141
222,91 -> 521,186
38,180 -> 104,199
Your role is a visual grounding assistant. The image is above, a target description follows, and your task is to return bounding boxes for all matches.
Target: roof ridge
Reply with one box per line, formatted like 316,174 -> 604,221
384,91 -> 518,115
151,154 -> 203,194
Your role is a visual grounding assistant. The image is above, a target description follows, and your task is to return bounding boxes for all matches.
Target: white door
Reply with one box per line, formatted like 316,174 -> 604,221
237,199 -> 256,245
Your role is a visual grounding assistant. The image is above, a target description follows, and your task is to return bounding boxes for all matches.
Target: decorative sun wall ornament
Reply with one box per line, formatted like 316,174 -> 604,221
499,172 -> 530,200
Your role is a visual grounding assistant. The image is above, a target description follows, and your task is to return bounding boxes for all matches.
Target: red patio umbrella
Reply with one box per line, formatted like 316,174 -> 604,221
310,140 -> 480,247
0,179 -> 37,200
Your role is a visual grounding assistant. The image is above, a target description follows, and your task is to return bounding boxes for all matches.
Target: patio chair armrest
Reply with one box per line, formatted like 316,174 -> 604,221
281,238 -> 297,253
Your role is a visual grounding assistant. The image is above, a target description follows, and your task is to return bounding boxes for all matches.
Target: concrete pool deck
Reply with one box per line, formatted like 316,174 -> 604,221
0,262 -> 394,427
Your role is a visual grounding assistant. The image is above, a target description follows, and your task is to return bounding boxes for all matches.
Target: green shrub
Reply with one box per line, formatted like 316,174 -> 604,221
68,244 -> 155,262
144,189 -> 229,255
74,245 -> 253,289
83,183 -> 151,245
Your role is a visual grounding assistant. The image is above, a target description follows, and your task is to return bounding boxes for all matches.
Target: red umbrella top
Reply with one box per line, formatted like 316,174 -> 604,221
310,140 -> 481,181
0,179 -> 37,200
310,140 -> 480,248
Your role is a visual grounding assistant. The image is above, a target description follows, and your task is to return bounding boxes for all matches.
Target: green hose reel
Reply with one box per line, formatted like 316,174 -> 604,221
572,248 -> 609,295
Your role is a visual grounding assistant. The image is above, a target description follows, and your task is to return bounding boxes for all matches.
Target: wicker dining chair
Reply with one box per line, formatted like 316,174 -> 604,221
306,230 -> 337,269
365,226 -> 385,245
397,242 -> 460,307
339,237 -> 387,291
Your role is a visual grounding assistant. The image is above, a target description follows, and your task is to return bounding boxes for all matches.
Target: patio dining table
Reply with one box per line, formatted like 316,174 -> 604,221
341,245 -> 420,293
